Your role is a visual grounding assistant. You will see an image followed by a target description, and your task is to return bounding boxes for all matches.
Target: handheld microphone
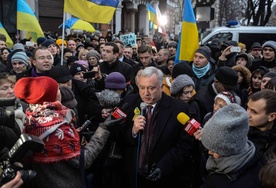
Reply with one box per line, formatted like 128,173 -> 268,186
177,112 -> 201,136
98,89 -> 121,109
140,102 -> 147,116
112,103 -> 129,119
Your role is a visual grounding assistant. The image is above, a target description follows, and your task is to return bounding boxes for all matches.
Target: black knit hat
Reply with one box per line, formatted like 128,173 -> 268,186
172,61 -> 194,79
49,65 -> 73,83
215,66 -> 238,90
70,63 -> 86,76
41,39 -> 56,48
195,46 -> 212,62
250,42 -> 262,50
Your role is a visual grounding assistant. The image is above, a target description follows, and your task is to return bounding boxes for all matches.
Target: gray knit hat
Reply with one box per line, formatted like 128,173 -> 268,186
262,40 -> 276,52
13,43 -> 25,51
170,74 -> 195,95
201,103 -> 249,157
11,51 -> 28,67
195,46 -> 212,62
86,50 -> 101,61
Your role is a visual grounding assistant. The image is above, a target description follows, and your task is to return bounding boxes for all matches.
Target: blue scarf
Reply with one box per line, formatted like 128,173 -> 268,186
192,63 -> 210,78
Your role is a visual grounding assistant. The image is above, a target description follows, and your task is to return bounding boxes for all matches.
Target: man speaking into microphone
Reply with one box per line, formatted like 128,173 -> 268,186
120,66 -> 196,188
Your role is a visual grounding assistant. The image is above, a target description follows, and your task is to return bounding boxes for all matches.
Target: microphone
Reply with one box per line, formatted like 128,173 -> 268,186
140,102 -> 147,116
112,103 -> 129,119
98,89 -> 121,109
177,112 -> 201,136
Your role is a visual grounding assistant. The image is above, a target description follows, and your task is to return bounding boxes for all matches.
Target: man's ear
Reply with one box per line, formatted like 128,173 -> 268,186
268,112 -> 276,122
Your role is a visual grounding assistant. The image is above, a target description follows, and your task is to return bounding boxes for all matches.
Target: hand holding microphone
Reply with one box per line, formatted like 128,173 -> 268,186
177,112 -> 201,136
132,102 -> 147,135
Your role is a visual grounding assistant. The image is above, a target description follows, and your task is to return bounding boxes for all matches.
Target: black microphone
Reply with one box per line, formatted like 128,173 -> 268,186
177,112 -> 201,136
98,89 -> 121,109
140,102 -> 147,116
112,103 -> 129,119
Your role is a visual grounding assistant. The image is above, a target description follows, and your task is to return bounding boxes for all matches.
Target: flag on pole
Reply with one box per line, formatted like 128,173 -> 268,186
0,22 -> 13,49
154,4 -> 166,36
147,3 -> 158,26
175,0 -> 199,64
64,0 -> 120,23
17,0 -> 44,41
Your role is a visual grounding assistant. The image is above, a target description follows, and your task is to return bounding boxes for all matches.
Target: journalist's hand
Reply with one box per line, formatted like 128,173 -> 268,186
1,171 -> 23,188
146,166 -> 162,182
100,114 -> 123,130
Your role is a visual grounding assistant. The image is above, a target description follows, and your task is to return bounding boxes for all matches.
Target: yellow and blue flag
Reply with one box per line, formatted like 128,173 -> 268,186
17,0 -> 44,41
0,22 -> 13,49
175,0 -> 199,64
64,0 -> 120,24
147,3 -> 158,27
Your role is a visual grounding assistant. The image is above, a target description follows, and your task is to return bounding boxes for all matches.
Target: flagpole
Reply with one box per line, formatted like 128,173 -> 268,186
61,11 -> 66,66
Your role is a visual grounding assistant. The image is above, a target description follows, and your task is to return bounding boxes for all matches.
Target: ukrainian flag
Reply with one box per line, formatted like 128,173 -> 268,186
147,3 -> 158,27
64,0 -> 120,24
0,22 -> 13,49
17,0 -> 44,41
175,0 -> 199,64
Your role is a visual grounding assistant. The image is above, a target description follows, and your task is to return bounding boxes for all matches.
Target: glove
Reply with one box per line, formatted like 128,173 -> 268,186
100,114 -> 124,130
146,165 -> 162,182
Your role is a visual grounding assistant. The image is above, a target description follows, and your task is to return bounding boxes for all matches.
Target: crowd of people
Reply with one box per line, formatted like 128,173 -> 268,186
0,29 -> 276,188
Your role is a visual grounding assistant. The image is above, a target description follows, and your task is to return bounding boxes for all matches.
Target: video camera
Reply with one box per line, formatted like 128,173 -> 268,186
0,134 -> 44,186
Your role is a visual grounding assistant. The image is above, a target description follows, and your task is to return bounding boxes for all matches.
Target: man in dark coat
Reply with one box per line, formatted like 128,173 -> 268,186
120,67 -> 196,188
100,42 -> 133,82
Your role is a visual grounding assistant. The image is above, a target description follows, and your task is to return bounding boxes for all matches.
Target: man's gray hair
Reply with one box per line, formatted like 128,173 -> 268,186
137,66 -> 164,86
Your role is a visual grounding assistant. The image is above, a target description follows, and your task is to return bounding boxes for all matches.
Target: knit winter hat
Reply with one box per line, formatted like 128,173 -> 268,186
170,74 -> 195,95
172,61 -> 194,79
70,63 -> 86,76
13,43 -> 25,51
195,46 -> 212,62
86,50 -> 101,61
105,72 -> 126,90
37,37 -> 46,46
215,91 -> 237,105
11,51 -> 28,67
251,42 -> 262,50
262,40 -> 276,52
201,103 -> 249,157
49,65 -> 73,83
235,53 -> 252,68
59,86 -> 77,109
14,76 -> 58,104
56,39 -> 67,46
75,60 -> 89,68
263,71 -> 276,79
168,41 -> 177,48
41,39 -> 56,48
215,66 -> 238,90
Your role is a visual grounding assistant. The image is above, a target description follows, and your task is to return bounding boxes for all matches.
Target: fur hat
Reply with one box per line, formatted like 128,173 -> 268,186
70,63 -> 86,76
195,46 -> 212,62
14,76 -> 58,104
49,65 -> 73,83
41,39 -> 56,48
201,103 -> 249,157
59,86 -> 77,109
105,72 -> 126,90
11,51 -> 28,67
86,50 -> 101,61
171,74 -> 195,95
215,66 -> 238,90
232,65 -> 252,87
262,40 -> 276,52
